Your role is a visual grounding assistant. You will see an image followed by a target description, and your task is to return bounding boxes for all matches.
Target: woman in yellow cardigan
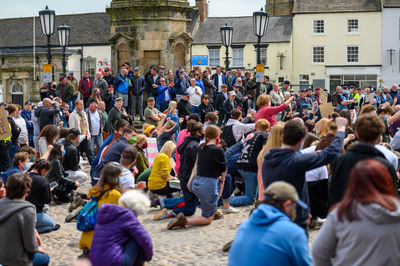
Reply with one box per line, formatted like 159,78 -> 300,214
148,141 -> 179,196
79,162 -> 122,257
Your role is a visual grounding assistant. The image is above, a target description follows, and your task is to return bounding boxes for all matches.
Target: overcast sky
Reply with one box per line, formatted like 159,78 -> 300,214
0,0 -> 265,19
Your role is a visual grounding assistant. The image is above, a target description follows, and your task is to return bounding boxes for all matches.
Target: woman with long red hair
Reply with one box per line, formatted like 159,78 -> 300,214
312,159 -> 400,266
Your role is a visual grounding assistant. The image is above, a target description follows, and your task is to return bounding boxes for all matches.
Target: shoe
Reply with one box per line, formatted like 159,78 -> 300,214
78,248 -> 89,259
53,224 -> 61,231
68,196 -> 85,213
140,118 -> 145,122
214,211 -> 224,220
222,240 -> 233,252
222,206 -> 239,214
167,213 -> 187,230
153,208 -> 170,220
65,207 -> 82,223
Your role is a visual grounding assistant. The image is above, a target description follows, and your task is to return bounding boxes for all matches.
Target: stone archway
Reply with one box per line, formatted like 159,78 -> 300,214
174,43 -> 185,70
117,43 -> 130,68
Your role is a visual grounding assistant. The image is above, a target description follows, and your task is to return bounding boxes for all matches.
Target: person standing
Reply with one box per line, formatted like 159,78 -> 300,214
93,72 -> 109,98
39,82 -> 49,100
113,69 -> 130,109
57,76 -> 74,106
13,105 -> 28,148
103,68 -> 114,87
186,78 -> 202,117
7,104 -> 21,165
21,101 -> 34,147
177,92 -> 193,129
156,77 -> 174,112
215,84 -> 228,127
86,100 -> 104,156
146,66 -> 161,99
34,98 -> 60,131
211,66 -> 227,99
174,68 -> 190,103
69,100 -> 93,164
223,91 -> 238,123
130,67 -> 146,121
107,97 -> 128,134
66,70 -> 79,112
79,71 -> 93,107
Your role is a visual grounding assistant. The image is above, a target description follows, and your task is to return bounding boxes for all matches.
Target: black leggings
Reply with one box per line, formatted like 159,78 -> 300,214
150,183 -> 179,196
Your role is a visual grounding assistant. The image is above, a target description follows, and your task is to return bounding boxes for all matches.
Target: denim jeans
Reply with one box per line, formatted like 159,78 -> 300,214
8,144 -> 18,165
121,238 -> 145,266
68,94 -> 78,113
192,105 -> 201,117
131,94 -> 144,119
172,189 -> 199,216
33,252 -> 50,266
90,135 -> 103,156
192,176 -> 219,217
79,137 -> 94,164
36,212 -> 56,233
222,173 -> 233,202
230,170 -> 258,207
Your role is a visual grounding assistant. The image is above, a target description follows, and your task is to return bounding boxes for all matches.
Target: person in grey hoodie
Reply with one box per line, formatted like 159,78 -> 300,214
0,173 -> 50,266
313,159 -> 400,266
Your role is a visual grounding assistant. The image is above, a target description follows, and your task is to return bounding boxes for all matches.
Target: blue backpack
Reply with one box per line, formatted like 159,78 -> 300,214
77,190 -> 110,232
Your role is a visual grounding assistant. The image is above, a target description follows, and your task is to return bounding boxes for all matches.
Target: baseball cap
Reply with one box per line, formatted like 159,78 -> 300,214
300,88 -> 307,92
229,91 -> 236,96
115,97 -> 123,102
315,87 -> 321,91
24,101 -> 32,105
69,128 -> 80,136
59,76 -> 65,81
264,181 -> 308,209
233,83 -> 239,88
159,65 -> 165,69
307,88 -> 313,91
301,104 -> 311,109
182,91 -> 190,97
147,97 -> 155,102
134,67 -> 140,71
68,70 -> 74,75
284,80 -> 291,85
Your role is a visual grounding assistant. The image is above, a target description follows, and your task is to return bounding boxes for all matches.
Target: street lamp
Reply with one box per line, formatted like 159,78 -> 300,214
220,23 -> 233,71
39,5 -> 55,83
253,8 -> 269,100
57,24 -> 70,76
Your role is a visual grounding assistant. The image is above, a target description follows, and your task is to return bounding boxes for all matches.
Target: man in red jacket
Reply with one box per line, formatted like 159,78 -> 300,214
79,71 -> 93,107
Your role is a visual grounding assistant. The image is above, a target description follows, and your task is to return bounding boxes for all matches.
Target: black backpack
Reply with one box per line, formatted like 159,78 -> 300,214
221,125 -> 237,148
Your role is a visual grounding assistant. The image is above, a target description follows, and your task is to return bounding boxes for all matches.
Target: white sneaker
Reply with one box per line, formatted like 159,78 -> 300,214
222,206 -> 239,214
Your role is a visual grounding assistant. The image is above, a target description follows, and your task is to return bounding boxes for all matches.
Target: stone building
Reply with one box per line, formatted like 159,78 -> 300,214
266,0 -> 295,16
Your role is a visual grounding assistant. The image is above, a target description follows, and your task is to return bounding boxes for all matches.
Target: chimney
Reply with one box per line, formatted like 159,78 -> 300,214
196,0 -> 208,23
289,0 -> 294,16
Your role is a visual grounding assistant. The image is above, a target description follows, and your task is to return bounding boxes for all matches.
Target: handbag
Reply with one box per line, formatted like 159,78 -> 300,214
76,189 -> 111,232
186,155 -> 198,193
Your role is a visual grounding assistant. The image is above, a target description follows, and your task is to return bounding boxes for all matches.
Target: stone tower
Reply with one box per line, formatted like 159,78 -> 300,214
265,0 -> 294,16
107,0 -> 195,74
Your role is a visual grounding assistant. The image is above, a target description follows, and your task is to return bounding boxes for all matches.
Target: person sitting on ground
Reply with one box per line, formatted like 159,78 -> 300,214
223,108 -> 255,147
133,134 -> 150,177
313,160 -> 400,266
79,163 -> 122,258
20,145 -> 36,170
199,94 -> 215,123
241,109 -> 256,124
167,125 -> 226,229
37,124 -> 59,157
63,128 -> 88,185
0,152 -> 30,183
0,173 -> 51,266
0,179 -> 5,199
116,146 -> 146,192
157,119 -> 179,150
47,143 -> 79,203
228,181 -> 311,266
148,141 -> 179,196
26,159 -> 60,234
89,190 -> 153,266
230,119 -> 270,207
204,112 -> 218,129
144,97 -> 163,127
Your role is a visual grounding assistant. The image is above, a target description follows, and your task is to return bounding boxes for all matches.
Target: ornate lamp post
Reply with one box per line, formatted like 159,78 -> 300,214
220,23 -> 233,71
253,8 -> 269,99
39,6 -> 55,83
57,24 -> 70,76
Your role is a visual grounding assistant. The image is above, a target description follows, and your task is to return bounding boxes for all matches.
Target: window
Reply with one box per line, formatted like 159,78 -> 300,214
313,20 -> 324,34
260,48 -> 267,66
232,48 -> 244,67
347,46 -> 359,63
313,46 -> 324,63
208,48 -> 220,68
83,56 -> 96,79
347,19 -> 359,33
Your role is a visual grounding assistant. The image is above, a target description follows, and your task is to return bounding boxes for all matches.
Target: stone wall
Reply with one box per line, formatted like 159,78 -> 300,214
265,0 -> 294,16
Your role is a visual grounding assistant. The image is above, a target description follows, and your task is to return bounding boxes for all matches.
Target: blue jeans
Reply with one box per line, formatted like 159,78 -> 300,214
36,212 -> 56,233
222,173 -> 233,202
33,252 -> 50,266
121,238 -> 144,266
90,135 -> 103,155
68,94 -> 78,113
192,105 -> 200,117
192,176 -> 219,217
230,170 -> 258,207
172,189 -> 199,216
8,144 -> 18,165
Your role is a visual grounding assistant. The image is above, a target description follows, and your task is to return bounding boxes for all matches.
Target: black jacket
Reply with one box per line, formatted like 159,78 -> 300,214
26,172 -> 52,213
223,99 -> 237,122
215,92 -> 227,112
199,103 -> 214,123
62,139 -> 80,172
103,74 -> 114,86
178,135 -> 201,190
146,74 -> 161,96
329,142 -> 398,205
34,104 -> 60,131
47,158 -> 75,193
237,131 -> 268,172
177,99 -> 192,129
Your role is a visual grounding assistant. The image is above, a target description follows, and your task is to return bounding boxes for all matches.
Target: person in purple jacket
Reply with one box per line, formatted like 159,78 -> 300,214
89,190 -> 153,266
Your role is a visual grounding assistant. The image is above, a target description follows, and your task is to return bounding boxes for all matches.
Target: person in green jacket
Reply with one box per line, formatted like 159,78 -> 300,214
134,134 -> 149,177
57,76 -> 74,104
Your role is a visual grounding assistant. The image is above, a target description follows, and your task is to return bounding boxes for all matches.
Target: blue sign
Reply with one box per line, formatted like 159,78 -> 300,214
192,55 -> 208,66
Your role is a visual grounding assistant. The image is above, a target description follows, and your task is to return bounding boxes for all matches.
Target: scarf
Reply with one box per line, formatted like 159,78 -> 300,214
75,108 -> 87,135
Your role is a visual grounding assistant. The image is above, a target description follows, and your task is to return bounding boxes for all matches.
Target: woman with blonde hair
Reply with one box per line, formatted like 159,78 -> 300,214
148,141 -> 178,196
86,88 -> 103,108
315,118 -> 330,138
255,94 -> 294,127
164,101 -> 180,140
256,122 -> 285,201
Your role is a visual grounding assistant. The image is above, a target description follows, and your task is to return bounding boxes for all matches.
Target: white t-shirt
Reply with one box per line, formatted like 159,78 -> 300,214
119,164 -> 135,189
218,74 -> 223,92
302,146 -> 329,182
89,111 -> 101,136
187,86 -> 202,106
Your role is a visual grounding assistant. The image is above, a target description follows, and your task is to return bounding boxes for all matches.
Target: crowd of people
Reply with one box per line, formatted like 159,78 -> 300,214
0,62 -> 400,266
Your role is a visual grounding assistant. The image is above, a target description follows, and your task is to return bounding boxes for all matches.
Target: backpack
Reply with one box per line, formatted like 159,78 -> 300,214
221,125 -> 237,148
77,189 -> 111,232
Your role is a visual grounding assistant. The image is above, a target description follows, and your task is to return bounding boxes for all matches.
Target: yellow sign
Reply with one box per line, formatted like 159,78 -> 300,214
43,64 -> 52,73
256,64 -> 264,73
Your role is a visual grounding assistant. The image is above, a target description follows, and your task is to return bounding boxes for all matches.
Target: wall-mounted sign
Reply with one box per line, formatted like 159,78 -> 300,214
191,55 -> 208,66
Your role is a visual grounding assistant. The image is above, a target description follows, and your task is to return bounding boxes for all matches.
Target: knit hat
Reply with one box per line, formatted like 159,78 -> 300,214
144,125 -> 156,136
264,181 -> 307,209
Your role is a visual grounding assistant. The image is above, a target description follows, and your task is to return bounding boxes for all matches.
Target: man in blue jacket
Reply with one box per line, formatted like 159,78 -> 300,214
262,117 -> 347,230
229,181 -> 311,266
130,67 -> 146,121
211,66 -> 227,102
113,69 -> 130,109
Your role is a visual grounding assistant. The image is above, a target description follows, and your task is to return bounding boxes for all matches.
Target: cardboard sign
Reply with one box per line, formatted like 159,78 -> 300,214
319,102 -> 335,118
319,90 -> 328,103
146,137 -> 158,167
0,106 -> 11,140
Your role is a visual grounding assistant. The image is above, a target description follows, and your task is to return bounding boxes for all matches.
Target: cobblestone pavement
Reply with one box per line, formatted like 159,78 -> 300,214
40,173 -> 318,265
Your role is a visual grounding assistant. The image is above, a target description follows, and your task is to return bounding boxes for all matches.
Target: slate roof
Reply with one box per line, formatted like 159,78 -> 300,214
293,0 -> 381,14
192,16 -> 292,45
0,12 -> 110,49
383,0 -> 400,7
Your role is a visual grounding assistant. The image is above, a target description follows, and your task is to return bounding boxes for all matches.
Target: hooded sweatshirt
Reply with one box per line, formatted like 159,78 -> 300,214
177,135 -> 201,189
313,201 -> 400,266
228,204 -> 311,266
89,204 -> 153,266
0,197 -> 38,266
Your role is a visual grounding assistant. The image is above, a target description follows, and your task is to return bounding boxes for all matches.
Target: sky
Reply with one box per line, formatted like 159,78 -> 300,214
0,0 -> 265,19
